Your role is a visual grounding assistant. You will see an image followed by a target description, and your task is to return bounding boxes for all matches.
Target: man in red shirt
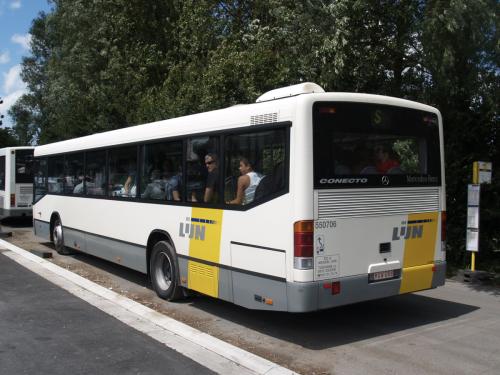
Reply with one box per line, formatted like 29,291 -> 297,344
374,145 -> 400,173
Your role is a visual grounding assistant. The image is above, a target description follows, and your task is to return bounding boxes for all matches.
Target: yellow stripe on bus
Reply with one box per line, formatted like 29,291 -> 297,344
399,264 -> 435,294
399,212 -> 438,294
187,207 -> 223,298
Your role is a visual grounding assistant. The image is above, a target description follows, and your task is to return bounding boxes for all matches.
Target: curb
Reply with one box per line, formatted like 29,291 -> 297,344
0,239 -> 297,375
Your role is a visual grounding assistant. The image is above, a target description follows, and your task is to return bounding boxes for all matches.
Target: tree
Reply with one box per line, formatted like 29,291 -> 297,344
0,97 -> 18,147
422,0 -> 499,267
14,0 -> 180,143
10,0 -> 500,269
0,128 -> 19,148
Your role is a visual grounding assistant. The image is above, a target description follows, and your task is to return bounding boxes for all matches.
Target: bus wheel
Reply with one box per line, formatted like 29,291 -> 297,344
52,218 -> 72,255
150,241 -> 183,301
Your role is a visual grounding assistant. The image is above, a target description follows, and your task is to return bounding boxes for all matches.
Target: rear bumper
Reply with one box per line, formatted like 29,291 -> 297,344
287,261 -> 446,312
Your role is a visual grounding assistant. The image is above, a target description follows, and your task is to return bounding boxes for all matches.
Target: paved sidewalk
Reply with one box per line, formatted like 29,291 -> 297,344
0,252 -> 214,375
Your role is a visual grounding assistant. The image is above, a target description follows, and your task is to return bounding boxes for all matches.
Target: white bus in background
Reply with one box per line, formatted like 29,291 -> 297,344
32,83 -> 446,312
0,147 -> 34,218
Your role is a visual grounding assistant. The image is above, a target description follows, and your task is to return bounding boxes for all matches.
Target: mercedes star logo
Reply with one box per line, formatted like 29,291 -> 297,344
381,176 -> 390,185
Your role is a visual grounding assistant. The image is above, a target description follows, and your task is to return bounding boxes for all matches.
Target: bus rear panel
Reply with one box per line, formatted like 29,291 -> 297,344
287,101 -> 445,311
0,148 -> 34,218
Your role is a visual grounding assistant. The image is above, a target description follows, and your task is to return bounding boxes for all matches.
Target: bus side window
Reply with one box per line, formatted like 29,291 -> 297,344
85,150 -> 106,196
140,140 -> 182,202
47,156 -> 65,194
34,158 -> 47,202
64,153 -> 84,195
186,136 -> 219,204
224,128 -> 286,206
108,146 -> 138,198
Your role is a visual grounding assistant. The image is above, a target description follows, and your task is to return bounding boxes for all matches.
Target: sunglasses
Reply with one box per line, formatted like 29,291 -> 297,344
205,161 -> 215,165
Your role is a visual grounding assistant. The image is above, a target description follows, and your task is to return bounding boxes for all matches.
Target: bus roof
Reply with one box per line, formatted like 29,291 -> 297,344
34,86 -> 440,157
0,146 -> 35,156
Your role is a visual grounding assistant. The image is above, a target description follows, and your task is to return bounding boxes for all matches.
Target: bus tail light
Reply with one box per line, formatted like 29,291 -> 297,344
323,281 -> 341,295
294,220 -> 313,270
10,194 -> 15,207
331,281 -> 341,295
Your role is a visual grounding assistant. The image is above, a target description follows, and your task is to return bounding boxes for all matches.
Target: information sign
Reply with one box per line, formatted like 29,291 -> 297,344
473,161 -> 492,184
466,184 -> 480,252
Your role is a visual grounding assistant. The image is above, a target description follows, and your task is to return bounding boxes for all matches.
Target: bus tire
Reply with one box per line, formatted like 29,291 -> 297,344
150,241 -> 183,301
52,217 -> 73,255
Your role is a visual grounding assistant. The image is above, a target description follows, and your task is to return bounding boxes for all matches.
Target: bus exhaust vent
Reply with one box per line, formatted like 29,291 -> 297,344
316,187 -> 440,219
250,112 -> 278,125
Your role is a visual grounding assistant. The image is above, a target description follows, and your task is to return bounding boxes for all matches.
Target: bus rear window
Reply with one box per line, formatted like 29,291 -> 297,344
15,149 -> 34,184
313,102 -> 441,188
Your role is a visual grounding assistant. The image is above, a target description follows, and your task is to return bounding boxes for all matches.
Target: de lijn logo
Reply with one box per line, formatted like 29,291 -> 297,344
392,221 -> 425,241
179,217 -> 216,241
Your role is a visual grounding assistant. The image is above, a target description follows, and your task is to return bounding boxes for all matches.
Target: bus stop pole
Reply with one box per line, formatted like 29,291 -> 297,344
471,163 -> 480,272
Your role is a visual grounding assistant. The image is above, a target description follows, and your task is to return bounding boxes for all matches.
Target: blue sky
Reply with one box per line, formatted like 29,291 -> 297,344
0,0 -> 52,128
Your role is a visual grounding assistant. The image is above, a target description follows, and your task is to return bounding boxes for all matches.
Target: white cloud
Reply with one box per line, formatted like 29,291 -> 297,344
11,33 -> 31,51
0,89 -> 25,127
1,64 -> 27,127
0,51 -> 10,64
9,0 -> 21,9
3,64 -> 26,93
1,88 -> 24,111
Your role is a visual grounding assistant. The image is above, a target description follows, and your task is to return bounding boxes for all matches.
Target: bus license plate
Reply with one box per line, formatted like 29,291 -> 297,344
370,270 -> 395,282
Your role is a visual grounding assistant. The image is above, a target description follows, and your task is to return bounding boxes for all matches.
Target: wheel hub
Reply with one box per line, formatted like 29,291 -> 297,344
154,252 -> 172,291
53,224 -> 63,246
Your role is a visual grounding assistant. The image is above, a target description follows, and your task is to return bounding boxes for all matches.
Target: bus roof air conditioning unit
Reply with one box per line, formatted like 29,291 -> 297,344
256,82 -> 325,103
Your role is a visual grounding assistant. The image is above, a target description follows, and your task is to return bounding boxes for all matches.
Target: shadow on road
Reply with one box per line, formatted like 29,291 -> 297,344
42,242 -> 150,288
1,216 -> 33,228
462,282 -> 500,297
450,270 -> 500,297
36,241 -> 480,350
189,290 -> 479,350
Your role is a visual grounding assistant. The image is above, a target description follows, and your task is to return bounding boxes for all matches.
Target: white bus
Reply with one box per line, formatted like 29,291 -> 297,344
33,83 -> 446,312
0,147 -> 34,218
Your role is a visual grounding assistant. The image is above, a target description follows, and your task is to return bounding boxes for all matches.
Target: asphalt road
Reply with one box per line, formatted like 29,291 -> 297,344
0,251 -> 214,375
1,219 -> 500,375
